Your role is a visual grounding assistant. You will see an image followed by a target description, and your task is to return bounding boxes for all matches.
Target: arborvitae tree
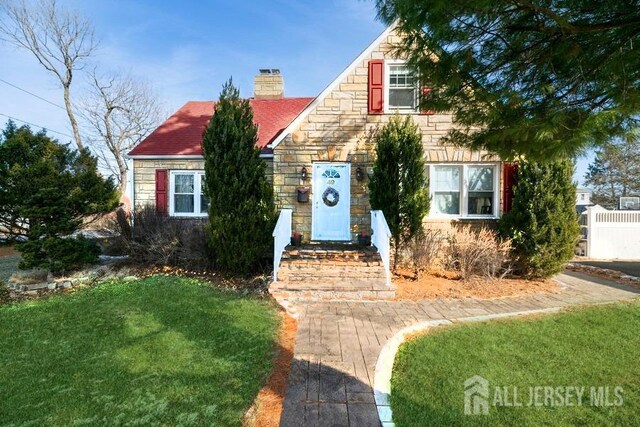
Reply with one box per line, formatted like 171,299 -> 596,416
202,79 -> 275,273
499,159 -> 579,278
369,115 -> 430,267
0,121 -> 119,272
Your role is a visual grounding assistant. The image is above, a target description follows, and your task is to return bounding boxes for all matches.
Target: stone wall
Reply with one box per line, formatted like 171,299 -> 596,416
133,158 -> 273,208
273,29 -> 500,241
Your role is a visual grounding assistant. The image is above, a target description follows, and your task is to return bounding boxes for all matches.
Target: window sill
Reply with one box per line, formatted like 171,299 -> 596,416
382,109 -> 419,115
426,215 -> 499,221
169,214 -> 208,218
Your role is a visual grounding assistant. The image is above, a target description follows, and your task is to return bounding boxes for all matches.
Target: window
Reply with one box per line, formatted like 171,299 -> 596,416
386,62 -> 417,111
322,168 -> 341,178
169,171 -> 208,216
430,164 -> 498,217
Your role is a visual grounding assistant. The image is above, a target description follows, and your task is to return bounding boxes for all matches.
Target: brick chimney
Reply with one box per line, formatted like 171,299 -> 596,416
254,69 -> 284,99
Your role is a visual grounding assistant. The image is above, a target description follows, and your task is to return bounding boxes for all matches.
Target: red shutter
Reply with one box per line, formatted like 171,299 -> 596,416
155,169 -> 168,215
368,60 -> 384,114
419,86 -> 435,115
502,163 -> 518,213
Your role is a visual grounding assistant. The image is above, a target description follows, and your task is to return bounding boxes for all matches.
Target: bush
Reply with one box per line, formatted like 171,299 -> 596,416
0,121 -> 119,273
499,160 -> 579,278
369,115 -> 430,267
18,236 -> 100,273
112,206 -> 211,271
203,80 -> 275,273
445,226 -> 513,280
407,229 -> 444,278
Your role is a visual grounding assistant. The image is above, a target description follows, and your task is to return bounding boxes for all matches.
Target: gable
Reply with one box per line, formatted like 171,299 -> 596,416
268,25 -> 395,149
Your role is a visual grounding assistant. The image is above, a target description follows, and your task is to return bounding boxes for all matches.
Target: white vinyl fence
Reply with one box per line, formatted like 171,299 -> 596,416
585,206 -> 640,259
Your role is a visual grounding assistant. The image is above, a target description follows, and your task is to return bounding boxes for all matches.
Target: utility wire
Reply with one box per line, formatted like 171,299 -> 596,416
0,112 -> 74,139
0,78 -> 67,111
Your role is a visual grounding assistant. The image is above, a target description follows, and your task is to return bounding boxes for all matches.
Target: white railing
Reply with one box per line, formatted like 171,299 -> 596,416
272,209 -> 293,282
371,210 -> 392,286
586,206 -> 640,259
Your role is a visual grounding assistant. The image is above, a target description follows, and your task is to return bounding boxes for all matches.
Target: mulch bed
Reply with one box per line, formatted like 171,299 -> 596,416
245,313 -> 297,427
393,268 -> 559,300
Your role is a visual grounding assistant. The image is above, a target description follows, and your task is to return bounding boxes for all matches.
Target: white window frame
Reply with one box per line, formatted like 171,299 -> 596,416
429,163 -> 500,219
384,59 -> 418,113
169,170 -> 207,217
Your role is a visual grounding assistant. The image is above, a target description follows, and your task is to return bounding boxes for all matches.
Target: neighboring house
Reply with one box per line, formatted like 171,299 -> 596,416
128,26 -> 517,242
576,187 -> 594,214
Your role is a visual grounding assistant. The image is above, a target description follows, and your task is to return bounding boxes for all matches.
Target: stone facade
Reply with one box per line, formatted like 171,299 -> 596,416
133,158 -> 273,208
272,29 -> 501,241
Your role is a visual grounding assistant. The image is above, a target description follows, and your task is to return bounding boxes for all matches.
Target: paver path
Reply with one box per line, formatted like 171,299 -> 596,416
279,271 -> 640,427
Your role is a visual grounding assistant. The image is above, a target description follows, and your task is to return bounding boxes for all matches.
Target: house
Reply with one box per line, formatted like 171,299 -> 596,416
128,25 -> 517,296
576,187 -> 594,214
129,25 -> 516,235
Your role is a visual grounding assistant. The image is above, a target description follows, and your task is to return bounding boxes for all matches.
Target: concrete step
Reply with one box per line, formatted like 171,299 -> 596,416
269,287 -> 396,302
271,279 -> 390,291
272,242 -> 391,301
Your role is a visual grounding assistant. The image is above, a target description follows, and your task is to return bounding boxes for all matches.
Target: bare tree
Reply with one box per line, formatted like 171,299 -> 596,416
0,0 -> 96,151
83,71 -> 161,194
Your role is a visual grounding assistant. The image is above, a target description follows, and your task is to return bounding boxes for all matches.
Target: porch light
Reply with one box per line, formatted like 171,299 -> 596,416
300,167 -> 308,180
356,167 -> 364,181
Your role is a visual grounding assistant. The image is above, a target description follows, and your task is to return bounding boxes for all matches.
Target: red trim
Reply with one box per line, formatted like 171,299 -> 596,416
419,86 -> 435,115
502,163 -> 518,213
368,60 -> 384,114
155,169 -> 168,215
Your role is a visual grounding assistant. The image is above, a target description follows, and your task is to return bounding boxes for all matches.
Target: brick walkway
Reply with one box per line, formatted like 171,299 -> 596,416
278,271 -> 640,427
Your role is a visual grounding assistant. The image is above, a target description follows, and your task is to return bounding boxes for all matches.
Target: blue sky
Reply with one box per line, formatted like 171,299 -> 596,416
0,0 -> 592,183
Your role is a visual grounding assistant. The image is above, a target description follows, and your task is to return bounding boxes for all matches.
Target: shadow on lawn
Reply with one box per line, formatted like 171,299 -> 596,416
0,279 -> 281,426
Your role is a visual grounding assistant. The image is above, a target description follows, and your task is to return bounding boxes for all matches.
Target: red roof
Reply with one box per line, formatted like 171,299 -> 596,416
128,97 -> 313,156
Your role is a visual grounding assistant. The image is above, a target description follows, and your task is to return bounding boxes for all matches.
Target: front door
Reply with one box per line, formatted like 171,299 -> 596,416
312,162 -> 351,241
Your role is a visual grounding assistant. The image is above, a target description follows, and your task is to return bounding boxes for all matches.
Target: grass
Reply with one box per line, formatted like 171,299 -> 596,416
391,301 -> 640,426
0,276 -> 280,426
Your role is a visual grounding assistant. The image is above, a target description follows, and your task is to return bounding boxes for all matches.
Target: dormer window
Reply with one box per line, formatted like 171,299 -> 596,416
387,62 -> 417,111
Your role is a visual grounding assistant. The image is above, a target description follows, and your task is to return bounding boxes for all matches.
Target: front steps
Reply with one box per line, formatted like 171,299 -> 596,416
269,243 -> 395,301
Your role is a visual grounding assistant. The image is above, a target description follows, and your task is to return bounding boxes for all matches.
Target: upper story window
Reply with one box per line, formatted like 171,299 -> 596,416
169,171 -> 208,217
386,62 -> 417,112
430,164 -> 498,218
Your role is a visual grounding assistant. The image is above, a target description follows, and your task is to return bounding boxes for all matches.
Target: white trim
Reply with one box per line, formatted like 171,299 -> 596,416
130,157 -> 135,211
429,163 -> 500,219
168,170 -> 208,217
268,24 -> 395,150
384,59 -> 418,114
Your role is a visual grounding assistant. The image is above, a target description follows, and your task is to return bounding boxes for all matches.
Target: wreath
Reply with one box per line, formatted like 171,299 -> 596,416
322,187 -> 340,207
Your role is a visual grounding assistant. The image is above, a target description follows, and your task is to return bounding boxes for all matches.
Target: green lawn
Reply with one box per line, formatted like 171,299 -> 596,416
0,276 -> 280,426
391,301 -> 640,426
